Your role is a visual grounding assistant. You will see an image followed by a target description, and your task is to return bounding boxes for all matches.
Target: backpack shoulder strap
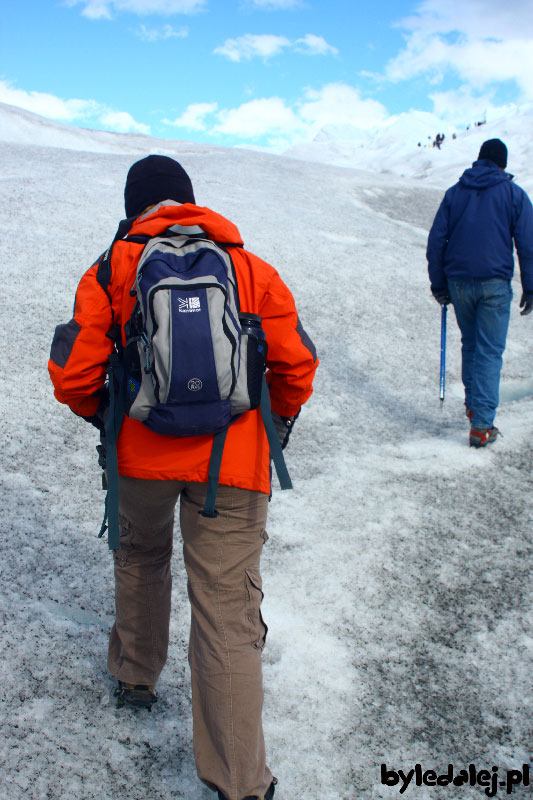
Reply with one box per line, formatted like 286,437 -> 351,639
95,217 -> 150,549
98,353 -> 126,550
200,374 -> 292,518
259,374 -> 292,490
96,216 -> 149,303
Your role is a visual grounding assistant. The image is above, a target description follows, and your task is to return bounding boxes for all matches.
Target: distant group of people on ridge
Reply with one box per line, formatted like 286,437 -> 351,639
418,119 -> 487,149
418,132 -> 448,149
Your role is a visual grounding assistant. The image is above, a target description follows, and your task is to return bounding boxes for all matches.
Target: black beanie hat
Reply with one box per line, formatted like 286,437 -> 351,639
124,155 -> 195,218
478,138 -> 508,169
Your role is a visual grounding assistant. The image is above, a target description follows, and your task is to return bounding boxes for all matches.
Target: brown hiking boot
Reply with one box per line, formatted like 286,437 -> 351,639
114,681 -> 158,710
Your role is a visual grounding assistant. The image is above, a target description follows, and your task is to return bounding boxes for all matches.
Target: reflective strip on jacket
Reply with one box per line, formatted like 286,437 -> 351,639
48,202 -> 318,495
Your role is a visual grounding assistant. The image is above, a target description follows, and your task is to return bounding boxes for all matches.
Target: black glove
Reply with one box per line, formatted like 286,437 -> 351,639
432,290 -> 451,306
271,411 -> 299,450
519,292 -> 533,316
81,384 -> 109,431
82,413 -> 105,432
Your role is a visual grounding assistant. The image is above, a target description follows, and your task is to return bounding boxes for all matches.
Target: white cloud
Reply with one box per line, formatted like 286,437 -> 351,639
134,23 -> 188,40
386,32 -> 533,96
214,32 -> 337,62
65,0 -> 205,19
383,0 -> 533,101
0,80 -> 150,134
66,0 -> 113,19
164,102 -> 218,130
245,0 -> 302,8
0,81 -> 97,121
298,83 -> 388,130
429,86 -> 518,126
214,34 -> 291,62
164,83 -> 389,149
294,34 -> 338,56
99,109 -> 150,133
214,97 -> 303,138
399,0 -> 533,40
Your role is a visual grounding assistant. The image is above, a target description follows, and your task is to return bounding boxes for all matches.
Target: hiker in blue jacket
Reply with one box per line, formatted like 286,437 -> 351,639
427,138 -> 533,447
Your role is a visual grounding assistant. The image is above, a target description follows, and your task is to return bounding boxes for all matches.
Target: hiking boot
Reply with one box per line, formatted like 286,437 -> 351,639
469,426 -> 500,448
465,404 -> 473,422
217,777 -> 277,800
114,680 -> 158,710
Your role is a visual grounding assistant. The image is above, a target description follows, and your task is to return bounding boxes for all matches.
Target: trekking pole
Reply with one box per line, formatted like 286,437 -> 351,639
439,304 -> 447,405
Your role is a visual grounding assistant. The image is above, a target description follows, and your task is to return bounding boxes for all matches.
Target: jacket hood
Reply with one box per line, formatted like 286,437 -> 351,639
128,200 -> 244,245
459,159 -> 513,190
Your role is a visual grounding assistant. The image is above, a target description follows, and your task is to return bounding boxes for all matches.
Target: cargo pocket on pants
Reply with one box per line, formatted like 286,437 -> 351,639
114,514 -> 134,567
245,567 -> 268,650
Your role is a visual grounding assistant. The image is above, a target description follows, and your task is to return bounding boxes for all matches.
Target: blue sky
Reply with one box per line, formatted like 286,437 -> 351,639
1,0 -> 532,150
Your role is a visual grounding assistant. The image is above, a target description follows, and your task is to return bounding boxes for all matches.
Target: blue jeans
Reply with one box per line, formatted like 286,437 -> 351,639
448,278 -> 512,429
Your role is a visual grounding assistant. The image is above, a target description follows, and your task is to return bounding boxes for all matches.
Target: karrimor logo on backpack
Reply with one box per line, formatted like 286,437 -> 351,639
178,296 -> 201,313
122,225 -> 266,437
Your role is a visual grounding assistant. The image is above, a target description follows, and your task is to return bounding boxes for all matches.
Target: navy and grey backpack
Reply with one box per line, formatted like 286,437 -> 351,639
97,220 -> 291,549
123,224 -> 262,435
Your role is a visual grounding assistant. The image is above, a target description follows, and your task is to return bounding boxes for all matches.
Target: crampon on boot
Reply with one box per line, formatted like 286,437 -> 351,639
114,681 -> 158,711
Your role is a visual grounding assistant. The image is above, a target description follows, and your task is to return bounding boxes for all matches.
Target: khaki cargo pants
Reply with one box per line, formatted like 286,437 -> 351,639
107,476 -> 274,800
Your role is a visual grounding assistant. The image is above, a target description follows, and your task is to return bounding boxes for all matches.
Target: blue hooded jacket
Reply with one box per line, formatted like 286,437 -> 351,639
427,159 -> 533,295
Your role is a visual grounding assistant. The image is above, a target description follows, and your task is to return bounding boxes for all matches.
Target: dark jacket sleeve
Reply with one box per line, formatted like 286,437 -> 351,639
426,193 -> 450,293
512,185 -> 533,294
48,261 -> 114,417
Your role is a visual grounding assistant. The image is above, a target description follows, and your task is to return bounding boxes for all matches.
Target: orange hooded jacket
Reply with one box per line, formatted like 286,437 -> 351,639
49,202 -> 318,495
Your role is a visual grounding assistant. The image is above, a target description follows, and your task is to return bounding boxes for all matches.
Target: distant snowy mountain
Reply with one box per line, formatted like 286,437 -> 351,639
0,101 -> 215,157
1,99 -> 533,192
285,104 -> 533,191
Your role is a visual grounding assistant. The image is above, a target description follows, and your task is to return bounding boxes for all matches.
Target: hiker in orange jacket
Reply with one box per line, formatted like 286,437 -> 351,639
48,155 -> 318,800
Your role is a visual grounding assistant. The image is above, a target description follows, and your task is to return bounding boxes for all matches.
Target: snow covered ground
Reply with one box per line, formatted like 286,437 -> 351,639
0,104 -> 532,800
